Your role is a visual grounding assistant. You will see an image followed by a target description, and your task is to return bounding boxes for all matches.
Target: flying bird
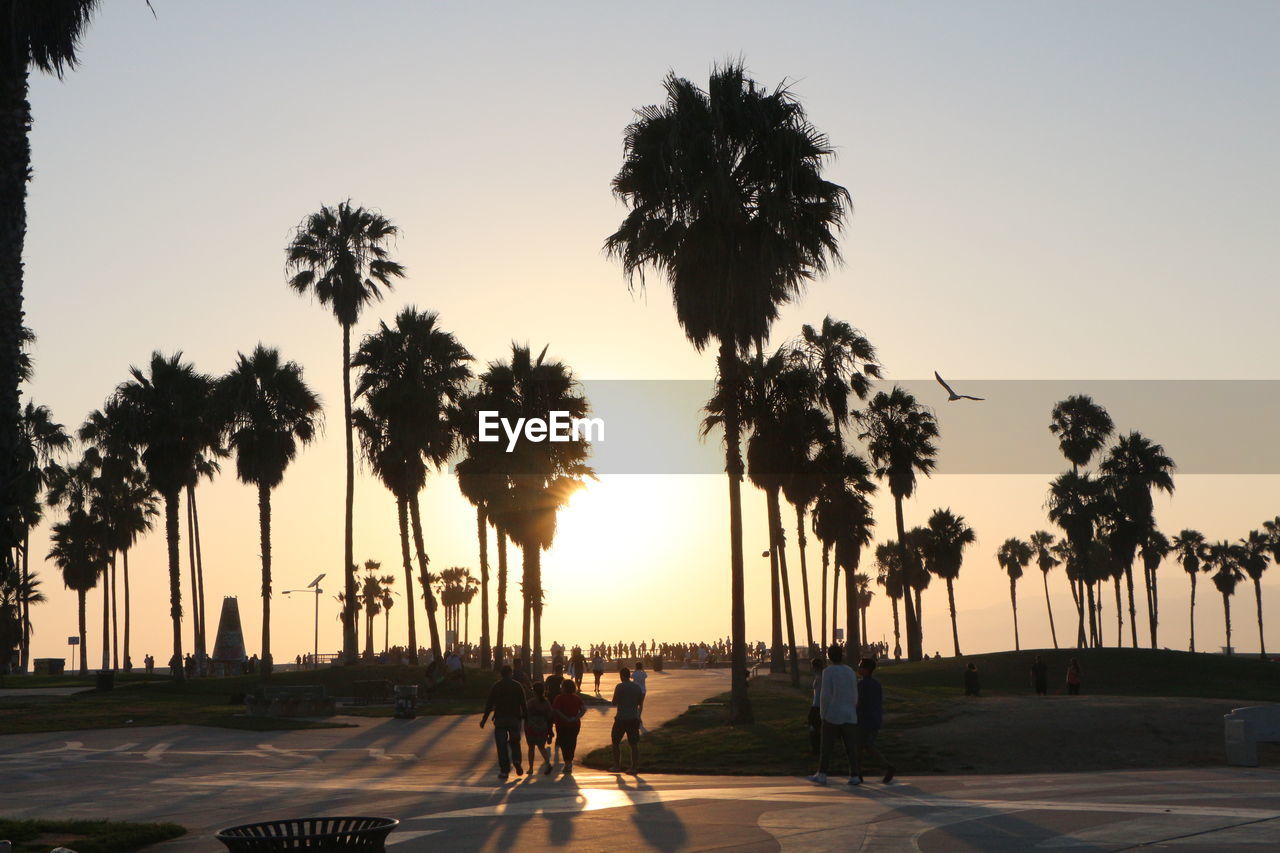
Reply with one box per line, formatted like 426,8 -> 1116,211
935,371 -> 984,402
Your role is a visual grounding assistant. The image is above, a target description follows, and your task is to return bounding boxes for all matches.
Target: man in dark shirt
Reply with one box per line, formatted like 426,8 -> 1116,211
480,665 -> 527,780
609,667 -> 645,774
1031,656 -> 1048,696
856,657 -> 895,784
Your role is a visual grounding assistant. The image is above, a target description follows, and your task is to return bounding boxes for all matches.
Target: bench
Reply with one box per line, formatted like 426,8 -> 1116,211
245,684 -> 336,718
1224,704 -> 1280,766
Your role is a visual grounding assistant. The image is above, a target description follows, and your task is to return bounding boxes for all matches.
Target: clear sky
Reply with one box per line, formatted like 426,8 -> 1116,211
22,1 -> 1280,665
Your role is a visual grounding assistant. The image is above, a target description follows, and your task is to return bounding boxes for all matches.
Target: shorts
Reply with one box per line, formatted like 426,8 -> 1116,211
525,727 -> 550,746
611,718 -> 641,745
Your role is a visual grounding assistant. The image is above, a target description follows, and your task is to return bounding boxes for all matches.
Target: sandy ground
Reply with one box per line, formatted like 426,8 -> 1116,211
902,695 -> 1274,774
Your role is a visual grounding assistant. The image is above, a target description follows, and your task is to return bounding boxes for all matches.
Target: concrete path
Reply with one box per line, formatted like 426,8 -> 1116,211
4,668 -> 1278,851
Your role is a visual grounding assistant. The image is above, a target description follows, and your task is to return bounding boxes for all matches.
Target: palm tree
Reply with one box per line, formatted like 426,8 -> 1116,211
998,538 -> 1033,651
1172,529 -> 1207,652
1207,541 -> 1245,655
1028,531 -> 1060,649
857,387 -> 938,661
111,352 -> 218,682
1,3 -> 103,585
1099,432 -> 1175,648
1259,518 -> 1280,656
351,307 -> 471,666
1046,471 -> 1107,647
1140,528 -> 1170,648
217,345 -> 321,675
48,508 -> 108,673
923,509 -> 975,657
874,542 -> 904,659
286,201 -> 406,664
902,526 -> 931,647
799,317 -> 880,458
1237,529 -> 1270,659
455,419 -> 510,669
184,448 -> 223,664
810,439 -> 876,651
16,400 -> 70,671
1049,395 -> 1114,474
356,561 -> 395,660
606,62 -> 849,722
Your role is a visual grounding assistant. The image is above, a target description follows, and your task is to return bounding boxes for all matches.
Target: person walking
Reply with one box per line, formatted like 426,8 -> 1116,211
856,657 -> 895,784
480,664 -> 527,781
525,681 -> 554,775
609,667 -> 644,774
807,643 -> 860,786
808,657 -> 826,756
1066,658 -> 1082,695
591,651 -> 606,695
963,662 -> 981,696
551,680 -> 587,776
1031,655 -> 1048,696
570,647 -> 586,690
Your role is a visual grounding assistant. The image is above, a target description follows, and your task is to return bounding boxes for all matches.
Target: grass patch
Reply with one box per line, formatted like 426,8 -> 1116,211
0,817 -> 184,853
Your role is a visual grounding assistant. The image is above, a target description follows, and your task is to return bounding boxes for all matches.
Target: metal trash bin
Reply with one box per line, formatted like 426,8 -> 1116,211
393,684 -> 418,719
95,669 -> 115,691
216,817 -> 398,852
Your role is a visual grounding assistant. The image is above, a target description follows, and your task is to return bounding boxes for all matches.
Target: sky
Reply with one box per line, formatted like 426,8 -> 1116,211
20,1 -> 1280,666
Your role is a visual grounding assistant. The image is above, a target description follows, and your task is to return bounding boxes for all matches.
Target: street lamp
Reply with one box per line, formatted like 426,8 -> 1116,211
283,573 -> 325,668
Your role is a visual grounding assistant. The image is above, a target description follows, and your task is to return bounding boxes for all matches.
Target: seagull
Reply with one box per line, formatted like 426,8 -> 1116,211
935,371 -> 984,402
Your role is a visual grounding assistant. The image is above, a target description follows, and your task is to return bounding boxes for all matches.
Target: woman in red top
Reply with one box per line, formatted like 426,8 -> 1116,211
551,680 -> 587,775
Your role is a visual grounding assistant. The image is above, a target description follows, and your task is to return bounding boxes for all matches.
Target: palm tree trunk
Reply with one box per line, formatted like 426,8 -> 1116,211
122,548 -> 131,670
164,491 -> 184,682
947,578 -> 961,656
1255,578 -> 1266,659
396,497 -> 418,664
1072,578 -> 1086,648
1150,564 -> 1160,647
477,506 -> 491,669
185,490 -> 200,663
495,527 -> 508,668
1145,564 -> 1157,648
765,494 -> 783,674
1223,593 -> 1232,654
718,340 -> 751,724
20,530 -> 30,672
341,322 -> 358,665
520,545 -> 532,672
893,497 -> 922,661
1042,571 -> 1058,649
78,589 -> 87,674
860,598 -> 868,651
192,486 -> 208,660
100,562 -> 110,671
820,542 -> 829,649
1085,582 -> 1097,649
1124,563 -> 1138,648
795,504 -> 814,652
1188,572 -> 1197,652
831,564 -> 840,646
769,490 -> 800,687
1010,577 -> 1020,651
530,545 -> 543,678
258,482 -> 273,676
1114,576 -> 1124,647
844,558 -> 860,661
110,552 -> 119,670
408,494 -> 442,662
890,594 -> 901,660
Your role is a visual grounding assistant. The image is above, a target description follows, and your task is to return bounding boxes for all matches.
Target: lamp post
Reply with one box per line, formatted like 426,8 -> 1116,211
283,573 -> 325,668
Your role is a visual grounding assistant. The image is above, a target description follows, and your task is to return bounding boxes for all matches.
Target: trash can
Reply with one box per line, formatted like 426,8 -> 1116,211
654,655 -> 663,672
216,817 -> 399,852
95,669 -> 115,692
393,685 -> 418,719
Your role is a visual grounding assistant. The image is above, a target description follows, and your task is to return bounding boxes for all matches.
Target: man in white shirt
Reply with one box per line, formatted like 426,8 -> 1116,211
808,643 -> 861,786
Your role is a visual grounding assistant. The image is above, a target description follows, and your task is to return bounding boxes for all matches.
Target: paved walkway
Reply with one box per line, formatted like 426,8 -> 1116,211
4,669 -> 1278,851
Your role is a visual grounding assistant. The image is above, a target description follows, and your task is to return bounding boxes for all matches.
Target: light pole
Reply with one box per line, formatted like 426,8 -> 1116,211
283,573 -> 325,669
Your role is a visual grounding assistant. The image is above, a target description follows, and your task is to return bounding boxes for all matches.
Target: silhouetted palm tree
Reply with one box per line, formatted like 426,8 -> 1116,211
286,201 -> 406,664
1046,471 -> 1107,647
48,508 -> 108,673
184,447 -> 224,663
0,2 -> 103,583
218,346 -> 321,675
874,542 -> 904,659
356,560 -> 395,660
606,62 -> 849,722
1237,529 -> 1270,659
1049,396 -> 1114,474
16,400 -> 70,670
1260,518 -> 1280,656
112,352 -> 218,682
1140,528 -> 1170,648
998,538 -> 1033,651
902,526 -> 931,647
1172,529 -> 1207,652
1029,531 -> 1060,649
923,509 -> 975,657
1207,541 -> 1245,655
810,439 -> 876,651
456,420 -> 510,669
858,387 -> 937,661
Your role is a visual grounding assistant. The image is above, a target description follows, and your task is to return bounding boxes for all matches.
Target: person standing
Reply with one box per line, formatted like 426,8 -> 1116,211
1066,658 -> 1082,695
609,667 -> 644,774
570,647 -> 586,690
591,651 -> 606,694
1031,656 -> 1048,696
807,643 -> 860,786
856,657 -> 895,784
963,662 -> 981,696
808,657 -> 826,756
480,665 -> 527,781
525,681 -> 554,775
551,680 -> 587,776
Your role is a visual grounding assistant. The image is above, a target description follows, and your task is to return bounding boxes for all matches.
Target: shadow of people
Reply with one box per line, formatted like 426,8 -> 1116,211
615,774 -> 688,853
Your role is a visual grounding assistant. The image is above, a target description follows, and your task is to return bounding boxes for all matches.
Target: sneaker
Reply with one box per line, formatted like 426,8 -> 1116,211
609,765 -> 622,773
513,763 -> 524,776
498,770 -> 509,781
847,776 -> 863,786
882,766 -> 896,784
542,761 -> 553,775
807,773 -> 828,785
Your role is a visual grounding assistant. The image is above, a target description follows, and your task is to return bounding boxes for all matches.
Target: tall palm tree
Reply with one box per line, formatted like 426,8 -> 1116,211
874,542 -> 904,659
1049,395 -> 1114,474
48,508 -> 107,673
1099,432 -> 1175,648
286,201 -> 406,664
1046,471 -> 1107,647
455,434 -> 507,670
184,449 -> 223,663
356,560 -> 395,660
16,400 -> 70,671
810,439 -> 876,651
998,538 -> 1033,651
1207,541 -> 1245,655
112,352 -> 218,682
218,346 -> 321,675
1172,529 -> 1207,652
1028,531 -> 1060,649
799,317 -> 880,458
606,62 -> 849,722
1238,529 -> 1270,659
1140,528 -> 1170,648
857,386 -> 938,661
351,307 -> 471,666
902,526 -> 931,647
1,3 -> 103,586
923,509 -> 975,657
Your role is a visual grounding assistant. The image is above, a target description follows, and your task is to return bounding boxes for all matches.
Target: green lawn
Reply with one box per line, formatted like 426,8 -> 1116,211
0,818 -> 184,853
583,648 -> 1280,776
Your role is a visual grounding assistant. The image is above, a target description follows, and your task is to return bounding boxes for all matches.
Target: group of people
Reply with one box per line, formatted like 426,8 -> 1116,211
807,646 -> 895,787
481,658 -> 650,780
963,656 -> 1084,697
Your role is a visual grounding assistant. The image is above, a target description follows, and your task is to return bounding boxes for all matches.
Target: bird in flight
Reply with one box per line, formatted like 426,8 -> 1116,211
935,371 -> 984,401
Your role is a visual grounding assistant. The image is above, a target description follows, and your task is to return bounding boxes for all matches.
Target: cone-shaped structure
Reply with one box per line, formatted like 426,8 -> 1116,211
210,597 -> 246,673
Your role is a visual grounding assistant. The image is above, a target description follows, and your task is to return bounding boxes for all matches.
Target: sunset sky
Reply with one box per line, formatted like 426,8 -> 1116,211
22,1 -> 1280,664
